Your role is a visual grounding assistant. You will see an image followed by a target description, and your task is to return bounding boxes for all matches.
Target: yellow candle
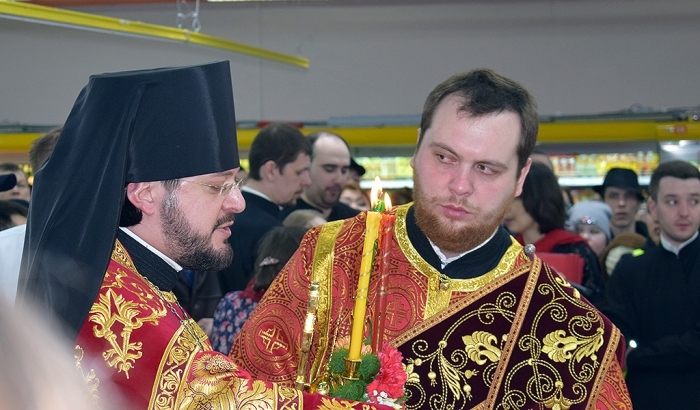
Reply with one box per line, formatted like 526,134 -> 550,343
348,210 -> 381,360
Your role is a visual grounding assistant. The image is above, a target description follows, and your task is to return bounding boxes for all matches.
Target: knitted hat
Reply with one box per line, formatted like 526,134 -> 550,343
567,200 -> 613,241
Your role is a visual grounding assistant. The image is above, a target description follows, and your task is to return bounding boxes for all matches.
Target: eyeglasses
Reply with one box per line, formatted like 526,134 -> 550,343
180,177 -> 243,196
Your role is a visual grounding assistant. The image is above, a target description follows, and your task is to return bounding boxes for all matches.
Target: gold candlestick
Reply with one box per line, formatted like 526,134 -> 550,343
295,281 -> 320,391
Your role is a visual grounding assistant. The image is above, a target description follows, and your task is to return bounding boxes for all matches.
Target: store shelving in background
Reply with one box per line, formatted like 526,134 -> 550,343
2,107 -> 698,192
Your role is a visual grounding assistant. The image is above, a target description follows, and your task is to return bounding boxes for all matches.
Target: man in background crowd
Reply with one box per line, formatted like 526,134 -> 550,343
595,167 -> 650,240
283,131 -> 359,221
348,157 -> 366,184
218,122 -> 311,293
601,160 -> 700,409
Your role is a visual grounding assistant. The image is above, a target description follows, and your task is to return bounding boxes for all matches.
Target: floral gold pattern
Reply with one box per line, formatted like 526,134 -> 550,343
318,396 -> 359,409
463,331 -> 502,365
542,328 -> 604,363
78,239 -> 383,410
88,241 -> 168,379
397,253 -> 617,410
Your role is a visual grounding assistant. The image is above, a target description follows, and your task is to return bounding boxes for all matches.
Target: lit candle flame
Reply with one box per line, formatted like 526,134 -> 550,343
383,192 -> 392,211
370,176 -> 382,209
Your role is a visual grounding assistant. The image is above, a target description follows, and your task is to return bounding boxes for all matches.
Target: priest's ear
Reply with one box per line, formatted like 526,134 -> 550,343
125,182 -> 157,216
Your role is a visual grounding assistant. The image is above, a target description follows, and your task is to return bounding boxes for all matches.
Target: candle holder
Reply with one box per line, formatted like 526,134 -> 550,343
342,358 -> 362,381
295,281 -> 320,391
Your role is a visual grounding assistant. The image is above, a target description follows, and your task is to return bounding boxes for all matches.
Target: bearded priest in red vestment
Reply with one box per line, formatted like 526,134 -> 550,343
231,69 -> 632,410
18,62 -> 390,410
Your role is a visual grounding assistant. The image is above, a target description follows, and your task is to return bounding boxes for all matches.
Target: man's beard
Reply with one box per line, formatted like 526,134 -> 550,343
321,185 -> 343,208
413,176 -> 513,254
160,192 -> 234,271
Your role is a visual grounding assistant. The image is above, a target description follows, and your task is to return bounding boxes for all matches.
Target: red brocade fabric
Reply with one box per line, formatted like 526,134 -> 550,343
231,204 -> 632,410
74,239 -> 390,410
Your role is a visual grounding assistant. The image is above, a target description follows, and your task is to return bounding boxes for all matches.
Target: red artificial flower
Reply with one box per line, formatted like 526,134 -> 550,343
367,341 -> 407,400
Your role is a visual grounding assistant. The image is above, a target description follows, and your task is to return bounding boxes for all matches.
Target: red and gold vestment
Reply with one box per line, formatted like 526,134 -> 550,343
75,238 -> 386,410
231,204 -> 632,409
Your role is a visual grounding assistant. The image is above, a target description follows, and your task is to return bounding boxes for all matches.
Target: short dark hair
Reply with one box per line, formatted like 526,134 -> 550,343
648,160 -> 700,201
419,68 -> 538,176
0,200 -> 28,231
519,162 -> 565,233
306,131 -> 351,161
29,126 -> 62,171
248,123 -> 311,180
252,226 -> 306,291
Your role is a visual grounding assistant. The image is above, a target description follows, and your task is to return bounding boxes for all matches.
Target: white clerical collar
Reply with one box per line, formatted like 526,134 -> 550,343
242,185 -> 283,210
428,228 -> 498,269
660,230 -> 698,256
119,227 -> 183,271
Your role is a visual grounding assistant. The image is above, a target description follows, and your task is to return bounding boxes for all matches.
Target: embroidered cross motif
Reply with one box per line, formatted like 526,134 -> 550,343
258,327 -> 288,354
386,295 -> 410,328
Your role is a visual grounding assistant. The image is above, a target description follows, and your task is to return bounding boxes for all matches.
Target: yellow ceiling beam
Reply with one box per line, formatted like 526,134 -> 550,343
2,121 -> 698,153
538,121 -> 700,143
0,0 -> 309,68
0,133 -> 44,153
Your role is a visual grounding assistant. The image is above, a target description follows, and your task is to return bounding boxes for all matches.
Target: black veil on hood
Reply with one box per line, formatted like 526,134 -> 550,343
18,61 -> 240,340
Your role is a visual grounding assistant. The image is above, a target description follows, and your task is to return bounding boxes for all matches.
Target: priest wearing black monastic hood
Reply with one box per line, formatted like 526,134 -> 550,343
16,61 -> 387,410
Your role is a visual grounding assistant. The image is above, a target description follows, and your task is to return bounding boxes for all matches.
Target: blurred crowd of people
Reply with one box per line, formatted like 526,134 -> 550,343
3,62 -> 699,409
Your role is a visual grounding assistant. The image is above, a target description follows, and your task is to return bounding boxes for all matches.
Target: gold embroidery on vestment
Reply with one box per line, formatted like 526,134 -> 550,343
318,396 -> 357,409
402,292 -> 518,409
258,327 -> 289,353
178,352 -> 245,409
399,253 -> 610,410
89,240 -> 168,379
394,204 -> 521,319
310,220 -> 344,383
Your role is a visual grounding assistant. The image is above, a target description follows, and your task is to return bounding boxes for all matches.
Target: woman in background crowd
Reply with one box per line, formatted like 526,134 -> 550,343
503,162 -> 606,303
567,200 -> 613,257
339,181 -> 371,211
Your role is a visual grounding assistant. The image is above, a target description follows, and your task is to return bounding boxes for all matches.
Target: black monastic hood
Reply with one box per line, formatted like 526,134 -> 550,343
18,61 -> 239,340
